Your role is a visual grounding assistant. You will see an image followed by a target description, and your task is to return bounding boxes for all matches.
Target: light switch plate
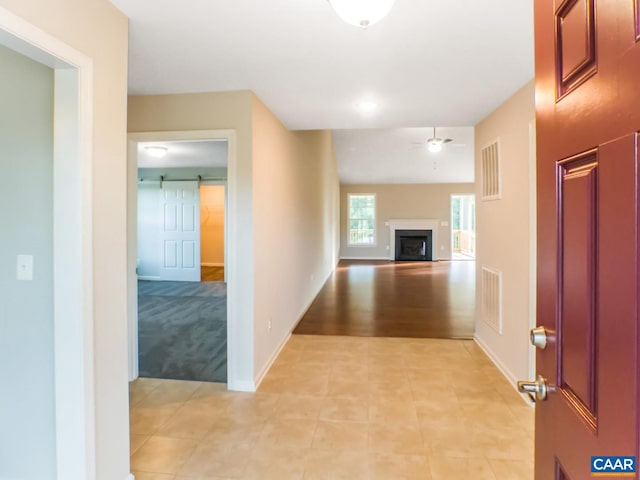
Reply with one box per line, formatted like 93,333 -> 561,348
16,254 -> 33,281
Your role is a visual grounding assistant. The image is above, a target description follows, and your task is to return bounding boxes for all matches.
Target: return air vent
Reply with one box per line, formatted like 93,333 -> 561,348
481,139 -> 501,200
482,266 -> 502,334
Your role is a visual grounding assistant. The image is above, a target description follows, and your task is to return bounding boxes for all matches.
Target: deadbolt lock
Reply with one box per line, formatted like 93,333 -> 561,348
530,326 -> 549,349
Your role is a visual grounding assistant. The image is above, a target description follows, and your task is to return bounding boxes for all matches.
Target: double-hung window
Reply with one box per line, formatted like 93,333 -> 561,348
348,194 -> 376,246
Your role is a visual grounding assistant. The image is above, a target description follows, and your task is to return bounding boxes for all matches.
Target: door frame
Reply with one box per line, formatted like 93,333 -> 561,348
127,130 -> 239,387
0,8 -> 96,480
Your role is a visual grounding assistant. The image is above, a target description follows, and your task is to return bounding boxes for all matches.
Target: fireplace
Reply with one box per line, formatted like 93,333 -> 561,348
387,219 -> 439,261
395,229 -> 433,261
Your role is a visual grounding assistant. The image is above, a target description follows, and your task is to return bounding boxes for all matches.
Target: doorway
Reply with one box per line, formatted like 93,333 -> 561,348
451,194 -> 476,260
134,139 -> 229,383
0,17 -> 95,480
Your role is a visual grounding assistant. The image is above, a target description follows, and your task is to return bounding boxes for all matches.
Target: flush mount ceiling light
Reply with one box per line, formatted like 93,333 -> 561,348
357,100 -> 378,114
144,146 -> 169,158
328,0 -> 395,28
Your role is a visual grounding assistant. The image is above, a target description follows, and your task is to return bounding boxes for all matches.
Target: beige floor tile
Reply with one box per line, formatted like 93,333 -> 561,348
130,378 -> 164,406
319,397 -> 369,423
489,459 -> 534,479
330,363 -> 368,382
155,408 -> 221,440
368,453 -> 431,480
311,420 -> 368,451
177,442 -> 254,478
131,436 -> 198,475
303,449 -> 370,480
326,379 -> 370,399
273,394 -> 324,420
243,445 -> 307,480
368,423 -> 425,455
369,398 -> 419,425
224,393 -> 280,422
368,352 -> 406,368
368,364 -> 408,382
130,434 -> 150,456
422,421 -> 481,458
201,418 -> 266,447
256,419 -> 318,448
136,380 -> 202,411
130,407 -> 176,436
129,337 -> 535,480
133,472 -> 176,480
429,456 -> 497,480
259,374 -> 329,396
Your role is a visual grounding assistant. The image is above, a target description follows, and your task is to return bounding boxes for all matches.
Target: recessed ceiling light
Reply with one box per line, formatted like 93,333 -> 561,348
144,146 -> 169,158
358,101 -> 378,114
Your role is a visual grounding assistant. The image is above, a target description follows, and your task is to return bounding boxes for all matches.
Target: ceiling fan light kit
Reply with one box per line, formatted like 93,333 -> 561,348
426,127 -> 453,153
328,0 -> 395,28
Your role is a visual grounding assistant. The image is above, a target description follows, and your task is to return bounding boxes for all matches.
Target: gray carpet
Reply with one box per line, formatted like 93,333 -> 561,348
138,280 -> 227,382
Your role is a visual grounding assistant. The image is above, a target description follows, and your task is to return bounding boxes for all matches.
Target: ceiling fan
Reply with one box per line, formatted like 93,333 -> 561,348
425,127 -> 453,152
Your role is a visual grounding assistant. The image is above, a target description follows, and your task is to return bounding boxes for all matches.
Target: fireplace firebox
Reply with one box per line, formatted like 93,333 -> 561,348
394,229 -> 433,261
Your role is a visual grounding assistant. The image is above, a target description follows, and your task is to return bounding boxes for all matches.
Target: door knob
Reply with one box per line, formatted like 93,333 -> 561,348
530,326 -> 549,349
517,374 -> 549,402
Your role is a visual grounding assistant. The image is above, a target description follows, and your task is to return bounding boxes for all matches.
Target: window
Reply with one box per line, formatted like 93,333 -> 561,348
348,194 -> 376,245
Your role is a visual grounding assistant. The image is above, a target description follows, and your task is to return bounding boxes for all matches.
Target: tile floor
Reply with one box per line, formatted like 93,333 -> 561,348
130,335 -> 534,479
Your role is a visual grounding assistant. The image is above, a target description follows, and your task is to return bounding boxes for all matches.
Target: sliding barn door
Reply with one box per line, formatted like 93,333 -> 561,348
159,181 -> 201,282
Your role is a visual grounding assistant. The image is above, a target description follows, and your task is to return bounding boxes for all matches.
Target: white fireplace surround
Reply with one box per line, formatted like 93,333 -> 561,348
388,219 -> 439,261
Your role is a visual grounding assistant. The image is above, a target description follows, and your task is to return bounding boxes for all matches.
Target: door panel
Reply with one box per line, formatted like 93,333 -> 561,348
160,181 -> 201,282
535,0 -> 640,477
558,153 -> 597,416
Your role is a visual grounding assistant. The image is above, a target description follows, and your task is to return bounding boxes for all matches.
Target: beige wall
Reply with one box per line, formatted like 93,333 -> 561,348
474,80 -> 535,384
200,185 -> 225,266
128,91 -> 256,388
0,1 -> 129,479
252,94 -> 340,380
128,91 -> 340,387
340,183 -> 475,260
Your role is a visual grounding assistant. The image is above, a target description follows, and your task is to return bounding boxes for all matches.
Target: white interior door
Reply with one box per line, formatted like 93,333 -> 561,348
160,181 -> 201,281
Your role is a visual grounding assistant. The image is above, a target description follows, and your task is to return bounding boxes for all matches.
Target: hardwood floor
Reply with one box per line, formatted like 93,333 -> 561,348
201,266 -> 224,282
294,260 -> 475,338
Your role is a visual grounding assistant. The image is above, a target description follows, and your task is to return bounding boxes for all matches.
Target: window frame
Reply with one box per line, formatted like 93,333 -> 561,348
347,193 -> 377,247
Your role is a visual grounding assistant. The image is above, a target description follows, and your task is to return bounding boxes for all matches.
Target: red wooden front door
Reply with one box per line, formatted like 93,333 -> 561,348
535,0 -> 640,478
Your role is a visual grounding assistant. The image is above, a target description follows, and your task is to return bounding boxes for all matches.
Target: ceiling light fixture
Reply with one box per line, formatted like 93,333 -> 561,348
357,101 -> 378,114
144,146 -> 169,158
328,0 -> 395,28
427,141 -> 443,153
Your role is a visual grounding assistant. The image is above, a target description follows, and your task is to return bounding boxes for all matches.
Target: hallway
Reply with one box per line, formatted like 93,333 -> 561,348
130,335 -> 533,479
294,261 -> 475,338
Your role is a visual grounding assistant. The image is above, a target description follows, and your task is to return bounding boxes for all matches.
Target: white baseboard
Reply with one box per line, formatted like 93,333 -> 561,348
253,260 -> 339,390
227,379 -> 256,392
254,333 -> 291,389
127,474 -> 135,480
339,256 -> 390,260
201,262 -> 224,267
473,335 -> 533,407
137,275 -> 160,281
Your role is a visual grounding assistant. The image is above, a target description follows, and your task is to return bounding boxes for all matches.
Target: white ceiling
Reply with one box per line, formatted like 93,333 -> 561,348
336,127 -> 474,184
137,140 -> 228,169
112,0 -> 533,183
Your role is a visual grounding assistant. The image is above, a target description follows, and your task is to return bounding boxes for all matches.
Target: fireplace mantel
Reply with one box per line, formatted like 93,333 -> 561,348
387,219 -> 439,261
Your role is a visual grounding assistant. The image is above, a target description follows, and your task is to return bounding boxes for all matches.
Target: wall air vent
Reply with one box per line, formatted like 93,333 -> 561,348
482,265 -> 502,334
481,139 -> 501,200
